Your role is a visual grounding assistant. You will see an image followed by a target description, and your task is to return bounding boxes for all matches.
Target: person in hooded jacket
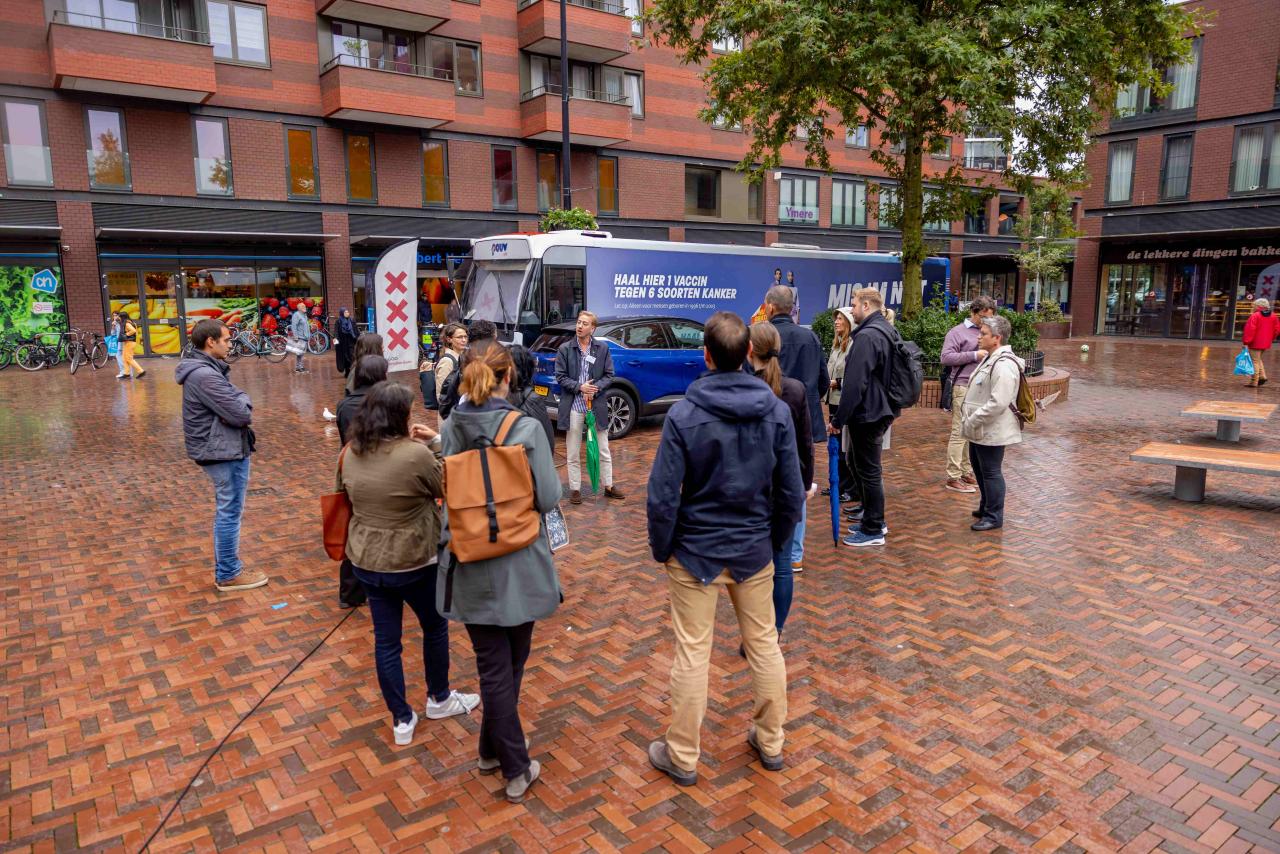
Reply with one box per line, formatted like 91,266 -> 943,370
1242,297 -> 1279,387
334,308 -> 358,377
508,344 -> 555,451
646,311 -> 804,787
437,343 -> 561,805
960,315 -> 1024,531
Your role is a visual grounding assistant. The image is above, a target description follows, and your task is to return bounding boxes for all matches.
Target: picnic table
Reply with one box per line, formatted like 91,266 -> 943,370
1180,400 -> 1277,442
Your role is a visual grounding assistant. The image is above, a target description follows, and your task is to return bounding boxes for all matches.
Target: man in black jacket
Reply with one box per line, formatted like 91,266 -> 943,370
647,311 -> 803,786
554,311 -> 624,504
830,287 -> 899,548
175,319 -> 268,592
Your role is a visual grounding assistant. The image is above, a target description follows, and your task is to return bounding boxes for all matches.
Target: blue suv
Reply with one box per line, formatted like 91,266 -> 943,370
530,316 -> 706,439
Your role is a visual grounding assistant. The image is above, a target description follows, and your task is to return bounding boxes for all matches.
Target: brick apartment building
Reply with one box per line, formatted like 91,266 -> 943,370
0,0 -> 1036,356
1073,0 -> 1280,341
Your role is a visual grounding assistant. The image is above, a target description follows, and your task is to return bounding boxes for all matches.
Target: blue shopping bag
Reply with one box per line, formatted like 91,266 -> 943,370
105,334 -> 120,356
1234,346 -> 1255,376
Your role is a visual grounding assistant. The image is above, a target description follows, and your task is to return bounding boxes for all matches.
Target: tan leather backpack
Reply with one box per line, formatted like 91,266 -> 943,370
443,410 -> 540,562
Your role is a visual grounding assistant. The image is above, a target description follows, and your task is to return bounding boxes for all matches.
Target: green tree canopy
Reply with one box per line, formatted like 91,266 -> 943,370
644,0 -> 1202,317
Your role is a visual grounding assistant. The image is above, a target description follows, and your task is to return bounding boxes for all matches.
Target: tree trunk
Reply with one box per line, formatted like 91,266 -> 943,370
899,132 -> 925,319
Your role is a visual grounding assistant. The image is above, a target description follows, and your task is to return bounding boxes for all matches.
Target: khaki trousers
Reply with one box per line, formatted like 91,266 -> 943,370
946,384 -> 973,480
1249,349 -> 1268,384
664,560 -> 787,772
566,408 -> 613,490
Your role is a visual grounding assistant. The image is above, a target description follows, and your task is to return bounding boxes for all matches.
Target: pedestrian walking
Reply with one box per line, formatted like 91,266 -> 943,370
646,311 -> 804,786
345,333 -> 383,395
437,343 -> 562,804
748,321 -> 814,639
961,315 -> 1024,532
940,296 -> 997,492
554,311 -> 624,503
1242,298 -> 1279,387
334,308 -> 358,377
290,306 -> 310,373
109,311 -> 128,378
340,380 -> 479,745
509,344 -> 556,451
767,285 -> 826,570
176,319 -> 265,592
831,287 -> 899,548
434,322 -> 468,419
823,307 -> 857,502
114,310 -> 145,379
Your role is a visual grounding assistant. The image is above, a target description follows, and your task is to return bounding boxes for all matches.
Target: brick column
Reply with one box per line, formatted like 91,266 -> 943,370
1071,220 -> 1102,336
322,211 -> 351,318
764,229 -> 779,246
57,201 -> 103,331
668,226 -> 685,242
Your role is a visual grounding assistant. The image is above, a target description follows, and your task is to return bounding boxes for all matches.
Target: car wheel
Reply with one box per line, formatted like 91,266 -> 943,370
603,387 -> 637,440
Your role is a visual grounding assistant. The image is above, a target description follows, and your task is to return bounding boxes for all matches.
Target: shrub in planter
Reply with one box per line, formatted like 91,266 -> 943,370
540,206 -> 598,232
810,309 -> 834,352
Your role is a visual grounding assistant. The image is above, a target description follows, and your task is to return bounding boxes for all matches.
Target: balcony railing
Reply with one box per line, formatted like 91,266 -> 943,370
520,84 -> 629,105
51,9 -> 209,44
86,150 -> 132,189
321,54 -> 454,81
4,144 -> 53,186
963,154 -> 1009,171
517,0 -> 627,15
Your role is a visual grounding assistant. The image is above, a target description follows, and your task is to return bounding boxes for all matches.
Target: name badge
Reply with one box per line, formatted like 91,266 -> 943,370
585,355 -> 596,365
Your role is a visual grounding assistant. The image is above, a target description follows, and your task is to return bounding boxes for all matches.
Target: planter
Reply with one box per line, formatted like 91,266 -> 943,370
1034,320 -> 1072,339
1017,349 -> 1045,377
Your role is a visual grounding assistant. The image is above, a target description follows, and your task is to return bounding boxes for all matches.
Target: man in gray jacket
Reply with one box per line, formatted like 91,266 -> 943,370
176,319 -> 267,592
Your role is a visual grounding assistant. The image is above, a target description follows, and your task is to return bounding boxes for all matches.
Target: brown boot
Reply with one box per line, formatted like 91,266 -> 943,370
604,485 -> 626,500
569,490 -> 582,505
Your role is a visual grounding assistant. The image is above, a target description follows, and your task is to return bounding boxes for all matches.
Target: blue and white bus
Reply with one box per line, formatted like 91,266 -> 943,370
459,231 -> 950,343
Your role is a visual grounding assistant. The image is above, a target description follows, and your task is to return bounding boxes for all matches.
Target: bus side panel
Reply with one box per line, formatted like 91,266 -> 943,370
585,246 -> 944,324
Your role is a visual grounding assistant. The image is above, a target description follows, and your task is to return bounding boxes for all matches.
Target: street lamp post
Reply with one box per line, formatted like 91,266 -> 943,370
559,0 -> 572,209
1033,234 -> 1047,312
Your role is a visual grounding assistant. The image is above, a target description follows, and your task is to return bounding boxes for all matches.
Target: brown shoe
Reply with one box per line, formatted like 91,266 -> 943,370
945,478 -> 976,494
960,473 -> 977,486
215,568 -> 269,592
570,490 -> 582,505
604,486 -> 626,500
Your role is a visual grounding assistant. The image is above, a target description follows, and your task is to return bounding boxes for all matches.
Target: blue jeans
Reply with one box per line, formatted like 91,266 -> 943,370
202,457 -> 250,584
355,565 -> 451,724
790,502 -> 807,566
113,347 -> 126,374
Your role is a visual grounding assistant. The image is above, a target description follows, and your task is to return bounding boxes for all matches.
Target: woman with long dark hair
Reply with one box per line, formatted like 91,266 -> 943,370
345,332 -> 383,395
507,344 -> 555,451
340,381 -> 479,746
438,343 -> 561,804
335,308 -> 358,377
825,307 -> 857,503
747,321 -> 813,639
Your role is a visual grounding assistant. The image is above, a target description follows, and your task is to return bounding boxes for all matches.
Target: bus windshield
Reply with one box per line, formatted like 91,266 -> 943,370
460,261 -> 530,325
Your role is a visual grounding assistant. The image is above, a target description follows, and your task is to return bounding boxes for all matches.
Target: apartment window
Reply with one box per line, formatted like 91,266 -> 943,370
1159,134 -> 1193,200
345,133 -> 375,203
924,190 -> 949,232
711,33 -> 741,53
778,174 -> 819,224
422,140 -> 448,207
622,0 -> 641,36
1106,140 -> 1136,203
0,99 -> 51,187
997,197 -> 1019,234
192,116 -> 232,196
597,156 -> 618,215
930,136 -> 952,159
711,112 -> 741,131
1115,38 -> 1201,117
846,125 -> 868,148
66,0 -> 138,32
1230,122 -> 1280,194
831,179 -> 865,227
794,124 -> 809,141
206,1 -> 269,66
964,135 -> 1007,171
492,146 -> 516,210
888,138 -> 904,155
878,186 -> 898,229
330,21 -> 412,72
285,126 -> 319,199
964,197 -> 988,234
537,151 -> 560,211
85,107 -> 130,190
685,166 -> 720,217
429,38 -> 480,93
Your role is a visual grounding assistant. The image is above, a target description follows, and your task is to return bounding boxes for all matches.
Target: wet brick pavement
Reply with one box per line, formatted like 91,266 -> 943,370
1,336 -> 1279,852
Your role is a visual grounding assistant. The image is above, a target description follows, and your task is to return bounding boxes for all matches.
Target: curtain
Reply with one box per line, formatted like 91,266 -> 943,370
1108,143 -> 1134,202
1268,131 -> 1280,190
625,73 -> 642,117
1233,128 -> 1265,192
1165,61 -> 1196,111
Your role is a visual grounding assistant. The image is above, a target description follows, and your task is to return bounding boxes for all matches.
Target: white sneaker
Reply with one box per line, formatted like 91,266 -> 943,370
426,690 -> 480,720
393,711 -> 418,746
115,373 -> 127,379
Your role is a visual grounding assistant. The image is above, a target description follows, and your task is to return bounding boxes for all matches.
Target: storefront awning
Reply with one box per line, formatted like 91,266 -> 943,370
95,227 -> 339,243
0,224 -> 62,238
349,234 -> 475,246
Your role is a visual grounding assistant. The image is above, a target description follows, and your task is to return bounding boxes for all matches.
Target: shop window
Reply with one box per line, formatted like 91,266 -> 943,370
285,126 -> 319,199
492,145 -> 516,210
1114,38 -> 1200,118
345,133 -> 375,203
1237,262 -> 1280,338
778,174 -> 818,224
961,270 -> 1016,308
193,117 -> 232,196
685,166 -> 720,217
536,151 -> 560,211
1159,133 -> 1193,200
206,0 -> 269,66
423,139 -> 448,207
181,264 -> 324,337
597,156 -> 618,215
0,259 -> 66,339
1102,263 -> 1167,336
878,185 -> 898,229
831,179 -> 865,228
1230,122 -> 1280,195
846,125 -> 868,148
0,99 -> 52,187
329,20 -> 412,72
85,106 -> 130,190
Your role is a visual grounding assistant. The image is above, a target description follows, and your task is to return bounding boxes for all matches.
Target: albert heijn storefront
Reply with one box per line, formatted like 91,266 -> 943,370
1096,236 -> 1280,340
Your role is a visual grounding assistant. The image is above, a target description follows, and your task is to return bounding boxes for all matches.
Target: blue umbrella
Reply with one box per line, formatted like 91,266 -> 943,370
828,434 -> 841,544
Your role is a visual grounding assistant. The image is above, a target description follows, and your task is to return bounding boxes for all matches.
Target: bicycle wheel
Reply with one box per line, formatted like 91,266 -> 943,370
90,342 -> 108,370
262,335 -> 288,363
0,345 -> 11,371
307,330 -> 330,355
68,342 -> 82,374
16,344 -> 47,371
225,339 -> 245,364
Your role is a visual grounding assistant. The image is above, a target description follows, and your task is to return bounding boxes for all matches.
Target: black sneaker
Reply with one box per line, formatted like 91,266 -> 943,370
746,727 -> 784,771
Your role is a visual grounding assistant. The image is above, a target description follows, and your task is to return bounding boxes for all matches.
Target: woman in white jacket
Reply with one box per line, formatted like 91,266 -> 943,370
960,315 -> 1024,532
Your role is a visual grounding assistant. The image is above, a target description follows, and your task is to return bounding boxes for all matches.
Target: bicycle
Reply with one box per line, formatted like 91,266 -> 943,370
0,333 -> 21,370
67,329 -> 109,375
15,331 -> 78,371
225,325 -> 288,364
307,316 -> 331,355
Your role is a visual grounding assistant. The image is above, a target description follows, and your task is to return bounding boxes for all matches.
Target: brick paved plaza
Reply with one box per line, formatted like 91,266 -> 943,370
2,337 -> 1279,853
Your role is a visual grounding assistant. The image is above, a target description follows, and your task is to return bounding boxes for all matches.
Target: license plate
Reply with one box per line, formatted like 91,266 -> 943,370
534,385 -> 549,396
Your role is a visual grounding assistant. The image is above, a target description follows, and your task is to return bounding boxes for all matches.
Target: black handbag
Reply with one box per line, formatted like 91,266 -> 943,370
939,365 -> 955,411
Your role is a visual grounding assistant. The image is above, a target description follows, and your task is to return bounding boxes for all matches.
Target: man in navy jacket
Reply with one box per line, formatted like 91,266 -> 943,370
554,311 -> 623,504
646,311 -> 803,787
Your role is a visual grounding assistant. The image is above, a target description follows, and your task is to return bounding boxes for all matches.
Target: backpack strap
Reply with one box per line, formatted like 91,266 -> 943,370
333,443 -> 350,493
493,409 -> 523,445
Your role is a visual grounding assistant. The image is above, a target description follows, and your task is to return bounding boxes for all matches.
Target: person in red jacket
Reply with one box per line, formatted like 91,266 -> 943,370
1242,297 -> 1280,387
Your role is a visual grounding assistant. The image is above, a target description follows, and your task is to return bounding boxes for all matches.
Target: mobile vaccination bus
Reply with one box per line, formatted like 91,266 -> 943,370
459,231 -> 950,344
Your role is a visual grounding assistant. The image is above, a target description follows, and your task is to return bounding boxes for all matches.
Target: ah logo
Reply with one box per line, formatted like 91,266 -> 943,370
30,269 -> 58,294
490,243 -> 508,255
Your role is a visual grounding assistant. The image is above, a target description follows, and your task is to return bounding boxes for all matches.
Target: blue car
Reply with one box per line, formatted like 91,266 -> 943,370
530,316 -> 706,439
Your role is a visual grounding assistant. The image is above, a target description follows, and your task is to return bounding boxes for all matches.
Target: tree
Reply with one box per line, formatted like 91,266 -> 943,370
1011,183 -> 1080,312
644,0 -> 1202,318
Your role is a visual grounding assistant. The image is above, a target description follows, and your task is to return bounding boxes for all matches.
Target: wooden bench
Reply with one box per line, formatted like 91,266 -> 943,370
1180,400 -> 1276,442
1130,442 -> 1280,501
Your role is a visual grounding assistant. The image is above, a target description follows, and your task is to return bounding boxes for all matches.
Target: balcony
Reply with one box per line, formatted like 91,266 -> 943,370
320,56 -> 455,128
47,12 -> 216,103
520,85 -> 631,146
517,0 -> 631,64
315,0 -> 448,32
